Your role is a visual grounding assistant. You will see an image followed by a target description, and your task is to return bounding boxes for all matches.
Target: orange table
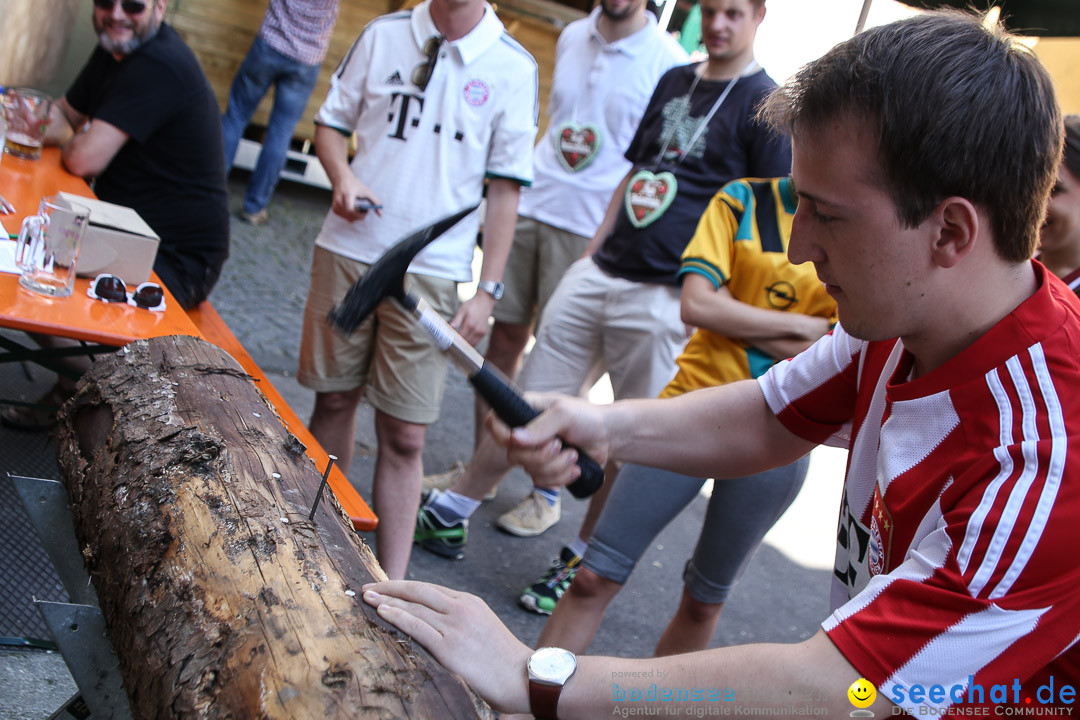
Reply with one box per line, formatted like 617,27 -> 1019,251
188,303 -> 377,531
0,148 -> 200,343
0,148 -> 97,230
0,148 -> 377,530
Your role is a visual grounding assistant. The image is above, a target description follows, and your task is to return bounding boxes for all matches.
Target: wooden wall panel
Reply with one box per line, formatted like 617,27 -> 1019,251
0,0 -> 81,88
1033,38 -> 1080,115
169,0 -> 582,144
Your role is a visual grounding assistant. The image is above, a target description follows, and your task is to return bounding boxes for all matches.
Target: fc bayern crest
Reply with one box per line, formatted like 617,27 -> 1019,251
868,488 -> 893,577
463,79 -> 489,106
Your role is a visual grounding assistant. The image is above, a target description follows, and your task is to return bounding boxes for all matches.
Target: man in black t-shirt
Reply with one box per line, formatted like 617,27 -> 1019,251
46,0 -> 228,310
416,0 -> 789,613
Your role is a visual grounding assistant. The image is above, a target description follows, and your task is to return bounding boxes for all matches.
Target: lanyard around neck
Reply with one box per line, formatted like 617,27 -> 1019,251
651,58 -> 759,170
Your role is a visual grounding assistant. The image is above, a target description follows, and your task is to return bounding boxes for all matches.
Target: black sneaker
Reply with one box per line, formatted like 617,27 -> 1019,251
518,546 -> 581,615
414,493 -> 468,560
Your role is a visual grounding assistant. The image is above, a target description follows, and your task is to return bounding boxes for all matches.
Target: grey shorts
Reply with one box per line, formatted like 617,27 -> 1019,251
584,455 -> 810,604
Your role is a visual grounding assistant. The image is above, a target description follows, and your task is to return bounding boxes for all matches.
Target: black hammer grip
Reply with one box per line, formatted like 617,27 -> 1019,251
470,362 -> 604,499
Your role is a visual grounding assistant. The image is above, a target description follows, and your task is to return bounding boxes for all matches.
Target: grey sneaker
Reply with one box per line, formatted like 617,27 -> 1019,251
496,491 -> 560,537
519,546 -> 581,615
239,208 -> 269,226
422,461 -> 497,501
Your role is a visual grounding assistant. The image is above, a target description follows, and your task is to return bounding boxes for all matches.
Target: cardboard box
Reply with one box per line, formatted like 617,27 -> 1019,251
59,192 -> 160,284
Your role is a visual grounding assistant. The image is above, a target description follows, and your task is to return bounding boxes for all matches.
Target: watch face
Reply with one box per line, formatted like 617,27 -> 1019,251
529,647 -> 576,684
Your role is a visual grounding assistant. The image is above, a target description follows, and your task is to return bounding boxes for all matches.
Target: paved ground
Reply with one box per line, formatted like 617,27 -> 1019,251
0,173 -> 847,718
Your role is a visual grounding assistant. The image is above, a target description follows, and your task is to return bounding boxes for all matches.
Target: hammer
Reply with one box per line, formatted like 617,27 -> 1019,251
327,206 -> 603,499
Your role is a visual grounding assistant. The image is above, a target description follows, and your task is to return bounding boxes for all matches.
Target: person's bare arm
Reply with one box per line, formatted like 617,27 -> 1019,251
682,274 -> 831,343
61,117 -> 129,178
491,378 -> 815,486
314,123 -> 381,222
582,169 -> 635,257
450,177 -> 519,345
363,581 -> 895,717
752,336 -> 824,361
43,97 -> 83,146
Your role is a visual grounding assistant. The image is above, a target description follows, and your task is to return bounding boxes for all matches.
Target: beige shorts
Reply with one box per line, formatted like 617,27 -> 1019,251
492,217 -> 590,328
517,258 -> 687,401
298,246 -> 460,425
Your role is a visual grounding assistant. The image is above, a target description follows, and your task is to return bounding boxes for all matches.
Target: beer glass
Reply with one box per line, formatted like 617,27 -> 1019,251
3,88 -> 52,160
0,100 -> 7,167
16,195 -> 91,297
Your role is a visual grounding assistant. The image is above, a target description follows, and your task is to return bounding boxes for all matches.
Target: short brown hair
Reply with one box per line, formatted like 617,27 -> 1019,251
760,10 -> 1062,262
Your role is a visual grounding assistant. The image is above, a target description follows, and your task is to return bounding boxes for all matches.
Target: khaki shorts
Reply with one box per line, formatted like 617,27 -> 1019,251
492,217 -> 590,328
298,246 -> 460,425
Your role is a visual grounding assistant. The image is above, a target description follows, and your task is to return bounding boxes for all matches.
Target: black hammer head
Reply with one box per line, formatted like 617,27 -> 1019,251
327,204 -> 478,334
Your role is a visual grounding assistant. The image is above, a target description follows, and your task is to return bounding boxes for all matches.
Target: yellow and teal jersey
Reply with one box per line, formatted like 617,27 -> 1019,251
661,177 -> 837,398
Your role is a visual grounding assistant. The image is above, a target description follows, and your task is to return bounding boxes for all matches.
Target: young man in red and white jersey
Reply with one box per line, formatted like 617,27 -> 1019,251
360,10 -> 1080,717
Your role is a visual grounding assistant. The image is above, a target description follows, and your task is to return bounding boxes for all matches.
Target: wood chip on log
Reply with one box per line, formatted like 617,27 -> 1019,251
55,335 -> 492,719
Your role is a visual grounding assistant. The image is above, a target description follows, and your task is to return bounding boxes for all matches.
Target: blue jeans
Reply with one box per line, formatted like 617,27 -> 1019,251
221,36 -> 321,214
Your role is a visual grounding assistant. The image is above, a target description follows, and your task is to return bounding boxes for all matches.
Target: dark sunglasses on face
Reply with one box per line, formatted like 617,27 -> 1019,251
92,0 -> 150,15
411,35 -> 442,92
89,274 -> 165,310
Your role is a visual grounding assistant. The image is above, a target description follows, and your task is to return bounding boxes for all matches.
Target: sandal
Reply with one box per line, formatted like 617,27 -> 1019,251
1,383 -> 74,432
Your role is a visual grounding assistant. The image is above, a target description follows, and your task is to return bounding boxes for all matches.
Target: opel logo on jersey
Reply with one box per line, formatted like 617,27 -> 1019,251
766,281 -> 797,309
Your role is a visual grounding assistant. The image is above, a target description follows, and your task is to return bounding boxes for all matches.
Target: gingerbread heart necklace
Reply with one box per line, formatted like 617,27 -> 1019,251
625,60 -> 757,228
554,122 -> 602,172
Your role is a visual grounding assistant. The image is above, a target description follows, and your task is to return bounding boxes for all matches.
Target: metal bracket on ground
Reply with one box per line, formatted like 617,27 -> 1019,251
11,475 -> 96,606
12,474 -> 132,719
37,601 -> 132,720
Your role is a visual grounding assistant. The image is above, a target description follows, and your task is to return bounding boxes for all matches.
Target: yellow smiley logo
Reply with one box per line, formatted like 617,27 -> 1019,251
848,678 -> 877,708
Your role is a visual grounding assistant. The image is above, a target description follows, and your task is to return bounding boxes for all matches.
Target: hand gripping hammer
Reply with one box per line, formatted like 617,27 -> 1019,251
326,205 -> 604,498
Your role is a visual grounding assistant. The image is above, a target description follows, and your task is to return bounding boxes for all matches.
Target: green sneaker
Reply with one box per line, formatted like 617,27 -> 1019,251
414,493 -> 468,560
518,546 -> 581,615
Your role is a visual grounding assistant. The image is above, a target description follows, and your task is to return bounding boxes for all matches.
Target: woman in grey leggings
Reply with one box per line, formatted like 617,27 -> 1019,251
579,456 -> 809,655
523,176 -> 836,655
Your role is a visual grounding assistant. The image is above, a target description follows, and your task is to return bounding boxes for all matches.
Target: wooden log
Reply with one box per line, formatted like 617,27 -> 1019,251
54,335 -> 491,720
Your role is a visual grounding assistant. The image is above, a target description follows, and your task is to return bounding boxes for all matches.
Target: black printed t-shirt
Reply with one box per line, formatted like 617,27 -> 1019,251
592,64 -> 791,286
66,23 -> 229,293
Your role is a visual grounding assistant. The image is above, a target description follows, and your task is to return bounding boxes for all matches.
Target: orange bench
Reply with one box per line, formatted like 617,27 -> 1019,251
187,301 -> 377,532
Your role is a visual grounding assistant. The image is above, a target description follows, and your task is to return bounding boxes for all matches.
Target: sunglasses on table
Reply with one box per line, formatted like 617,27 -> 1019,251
412,35 -> 443,92
92,0 -> 150,15
88,274 -> 166,311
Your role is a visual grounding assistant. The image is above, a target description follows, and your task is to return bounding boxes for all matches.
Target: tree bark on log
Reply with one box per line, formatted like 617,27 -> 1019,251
55,335 -> 491,720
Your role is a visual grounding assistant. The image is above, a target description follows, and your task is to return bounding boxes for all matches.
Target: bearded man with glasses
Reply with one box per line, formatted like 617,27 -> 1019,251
3,0 -> 229,431
44,0 -> 229,312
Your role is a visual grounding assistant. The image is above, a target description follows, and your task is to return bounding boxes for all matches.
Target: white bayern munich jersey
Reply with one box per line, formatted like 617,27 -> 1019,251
757,263 -> 1080,712
314,0 -> 538,281
516,8 -> 687,238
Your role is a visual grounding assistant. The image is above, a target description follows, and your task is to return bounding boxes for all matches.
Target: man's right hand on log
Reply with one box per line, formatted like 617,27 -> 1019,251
362,581 -> 532,714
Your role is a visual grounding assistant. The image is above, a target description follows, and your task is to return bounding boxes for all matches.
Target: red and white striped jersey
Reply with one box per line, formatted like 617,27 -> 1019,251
758,261 -> 1080,711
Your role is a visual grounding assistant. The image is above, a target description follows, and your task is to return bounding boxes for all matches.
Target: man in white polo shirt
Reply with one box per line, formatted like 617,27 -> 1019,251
461,0 -> 687,452
298,0 -> 538,579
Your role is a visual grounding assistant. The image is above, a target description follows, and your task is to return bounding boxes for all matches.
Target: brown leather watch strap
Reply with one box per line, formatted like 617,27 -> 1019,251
529,680 -> 563,720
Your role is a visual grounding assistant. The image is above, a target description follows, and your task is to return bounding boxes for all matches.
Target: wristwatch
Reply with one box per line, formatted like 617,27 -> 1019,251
528,647 -> 577,720
477,280 -> 504,300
